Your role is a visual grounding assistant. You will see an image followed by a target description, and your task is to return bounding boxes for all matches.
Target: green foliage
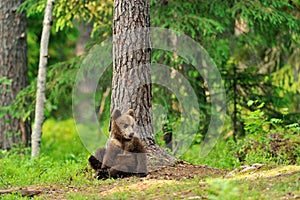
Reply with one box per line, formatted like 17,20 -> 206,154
9,57 -> 82,121
28,23 -> 78,82
19,0 -> 46,15
182,101 -> 299,168
243,101 -> 268,135
231,1 -> 298,31
273,65 -> 300,94
54,0 -> 113,37
237,102 -> 300,165
243,100 -> 300,135
18,0 -> 300,134
150,0 -> 300,142
0,119 -> 89,189
20,0 -> 113,37
182,140 -> 240,170
9,0 -> 114,121
18,1 -> 79,82
272,62 -> 300,116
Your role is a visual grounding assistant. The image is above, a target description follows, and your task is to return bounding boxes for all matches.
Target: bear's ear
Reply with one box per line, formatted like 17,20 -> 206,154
127,109 -> 135,119
112,109 -> 121,120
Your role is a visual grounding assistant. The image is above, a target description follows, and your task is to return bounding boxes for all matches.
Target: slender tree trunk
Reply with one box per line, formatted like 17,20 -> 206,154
0,0 -> 31,150
232,15 -> 248,141
111,0 -> 175,170
31,0 -> 54,158
75,22 -> 92,56
232,65 -> 237,142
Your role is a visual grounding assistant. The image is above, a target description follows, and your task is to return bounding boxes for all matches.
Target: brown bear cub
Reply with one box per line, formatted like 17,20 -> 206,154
88,109 -> 147,179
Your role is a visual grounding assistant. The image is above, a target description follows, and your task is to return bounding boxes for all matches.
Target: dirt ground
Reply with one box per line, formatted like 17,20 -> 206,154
147,160 -> 227,180
17,161 -> 228,199
3,162 -> 299,199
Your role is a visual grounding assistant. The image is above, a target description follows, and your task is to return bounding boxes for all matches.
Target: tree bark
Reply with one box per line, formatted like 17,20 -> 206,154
31,0 -> 54,158
0,187 -> 42,197
111,0 -> 175,170
75,22 -> 92,56
0,0 -> 31,150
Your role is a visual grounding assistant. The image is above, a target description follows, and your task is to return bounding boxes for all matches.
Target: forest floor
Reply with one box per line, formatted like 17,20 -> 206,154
5,161 -> 299,199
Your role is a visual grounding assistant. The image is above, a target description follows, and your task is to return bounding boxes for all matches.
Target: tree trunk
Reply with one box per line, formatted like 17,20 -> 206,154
111,0 -> 175,170
232,65 -> 238,142
0,0 -> 31,150
31,0 -> 54,158
75,22 -> 92,56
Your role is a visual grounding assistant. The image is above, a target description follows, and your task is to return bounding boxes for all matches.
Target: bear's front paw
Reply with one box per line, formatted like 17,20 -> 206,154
96,169 -> 109,180
88,155 -> 102,170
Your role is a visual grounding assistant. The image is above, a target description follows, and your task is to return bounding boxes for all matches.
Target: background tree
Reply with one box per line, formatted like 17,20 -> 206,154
0,0 -> 31,150
75,22 -> 92,56
31,0 -> 55,158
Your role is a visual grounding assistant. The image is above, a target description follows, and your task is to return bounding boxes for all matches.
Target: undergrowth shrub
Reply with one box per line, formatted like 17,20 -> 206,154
237,102 -> 300,165
183,102 -> 300,168
182,139 -> 240,169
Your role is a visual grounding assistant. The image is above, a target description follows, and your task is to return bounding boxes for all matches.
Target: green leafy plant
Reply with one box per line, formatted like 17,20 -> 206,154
237,101 -> 300,165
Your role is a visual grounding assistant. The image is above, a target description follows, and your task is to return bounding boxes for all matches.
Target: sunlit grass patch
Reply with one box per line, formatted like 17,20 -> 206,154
41,118 -> 88,160
182,140 -> 241,170
0,119 -> 91,188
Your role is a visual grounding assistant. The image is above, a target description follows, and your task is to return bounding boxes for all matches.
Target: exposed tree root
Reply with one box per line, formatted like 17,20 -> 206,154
0,187 -> 42,197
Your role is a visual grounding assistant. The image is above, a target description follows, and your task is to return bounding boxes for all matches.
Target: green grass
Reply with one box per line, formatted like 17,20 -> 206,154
99,172 -> 300,200
181,140 -> 241,169
40,118 -> 89,161
0,118 -> 299,199
1,173 -> 299,199
0,119 -> 90,188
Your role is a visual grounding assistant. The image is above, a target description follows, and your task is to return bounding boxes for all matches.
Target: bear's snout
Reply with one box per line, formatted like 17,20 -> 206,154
129,132 -> 134,138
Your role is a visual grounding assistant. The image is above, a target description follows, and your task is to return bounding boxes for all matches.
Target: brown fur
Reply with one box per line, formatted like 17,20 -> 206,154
88,109 -> 147,179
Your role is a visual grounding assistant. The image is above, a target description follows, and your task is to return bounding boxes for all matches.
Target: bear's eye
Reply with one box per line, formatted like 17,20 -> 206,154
123,124 -> 128,128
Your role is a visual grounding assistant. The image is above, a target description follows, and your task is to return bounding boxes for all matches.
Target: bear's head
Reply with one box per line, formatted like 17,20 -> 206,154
111,108 -> 136,140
